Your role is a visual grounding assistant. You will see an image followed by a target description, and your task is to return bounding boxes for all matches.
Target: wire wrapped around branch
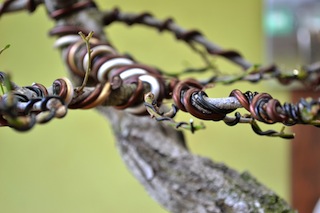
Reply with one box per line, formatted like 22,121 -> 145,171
230,89 -> 320,126
0,73 -> 112,131
102,8 -> 252,70
2,7 -> 320,138
102,8 -> 320,89
0,0 -> 41,17
169,78 -> 320,128
50,26 -> 169,115
0,74 -> 67,131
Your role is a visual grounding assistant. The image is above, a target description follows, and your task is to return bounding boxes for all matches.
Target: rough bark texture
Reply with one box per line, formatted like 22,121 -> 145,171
99,107 -> 294,213
44,1 -> 296,212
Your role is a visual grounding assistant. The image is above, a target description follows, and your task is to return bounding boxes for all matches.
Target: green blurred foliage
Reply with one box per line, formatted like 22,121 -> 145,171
0,1 -> 290,212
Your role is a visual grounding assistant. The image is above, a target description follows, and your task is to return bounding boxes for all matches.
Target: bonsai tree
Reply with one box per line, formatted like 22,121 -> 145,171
1,0 -> 319,212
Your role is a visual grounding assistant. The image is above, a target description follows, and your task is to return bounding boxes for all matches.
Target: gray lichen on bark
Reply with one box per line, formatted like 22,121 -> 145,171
44,0 -> 296,212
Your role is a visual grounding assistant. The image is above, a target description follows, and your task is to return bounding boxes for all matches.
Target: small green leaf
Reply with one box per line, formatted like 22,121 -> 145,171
0,44 -> 10,55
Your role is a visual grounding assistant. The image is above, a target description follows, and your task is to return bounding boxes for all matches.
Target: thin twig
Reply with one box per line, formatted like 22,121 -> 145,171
77,31 -> 94,93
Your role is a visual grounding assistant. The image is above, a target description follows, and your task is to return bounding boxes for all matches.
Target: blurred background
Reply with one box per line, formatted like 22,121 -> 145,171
0,0 -> 302,212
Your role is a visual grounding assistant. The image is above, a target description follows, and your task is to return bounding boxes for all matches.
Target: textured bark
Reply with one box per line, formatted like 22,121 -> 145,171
99,107 -> 294,213
44,1 -> 296,212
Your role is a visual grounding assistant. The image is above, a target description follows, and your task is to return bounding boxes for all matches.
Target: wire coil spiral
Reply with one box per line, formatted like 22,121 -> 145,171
0,74 -> 69,131
0,0 -> 319,137
50,26 -> 170,115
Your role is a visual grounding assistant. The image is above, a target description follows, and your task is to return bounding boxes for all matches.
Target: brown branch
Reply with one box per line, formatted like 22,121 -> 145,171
102,8 -> 252,70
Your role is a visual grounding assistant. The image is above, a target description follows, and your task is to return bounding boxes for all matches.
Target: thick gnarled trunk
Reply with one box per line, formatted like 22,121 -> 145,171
99,107 -> 293,212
